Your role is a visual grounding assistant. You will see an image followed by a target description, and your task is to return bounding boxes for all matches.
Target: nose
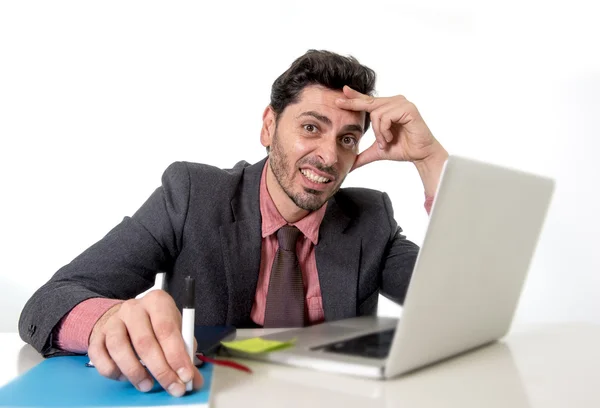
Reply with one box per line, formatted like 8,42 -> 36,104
316,137 -> 338,168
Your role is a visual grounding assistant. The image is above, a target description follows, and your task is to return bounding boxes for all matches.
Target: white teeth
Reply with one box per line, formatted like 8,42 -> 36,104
301,169 -> 330,183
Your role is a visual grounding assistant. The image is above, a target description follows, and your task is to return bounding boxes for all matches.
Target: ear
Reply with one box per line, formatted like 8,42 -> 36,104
260,106 -> 276,149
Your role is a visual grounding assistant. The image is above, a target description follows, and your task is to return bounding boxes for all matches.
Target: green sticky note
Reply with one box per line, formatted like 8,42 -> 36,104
221,337 -> 295,353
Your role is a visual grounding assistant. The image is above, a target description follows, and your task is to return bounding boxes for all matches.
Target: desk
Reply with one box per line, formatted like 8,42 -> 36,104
1,323 -> 599,407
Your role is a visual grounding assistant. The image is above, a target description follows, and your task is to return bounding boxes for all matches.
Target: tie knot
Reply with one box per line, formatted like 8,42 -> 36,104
277,226 -> 302,251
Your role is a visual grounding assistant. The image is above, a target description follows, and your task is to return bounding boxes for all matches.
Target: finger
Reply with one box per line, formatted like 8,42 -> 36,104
88,332 -> 125,381
192,368 -> 204,390
380,100 -> 417,127
352,142 -> 381,171
342,85 -> 372,100
190,337 -> 204,390
370,111 -> 385,149
123,299 -> 187,397
145,291 -> 198,394
369,103 -> 397,143
371,106 -> 397,147
378,107 -> 398,143
335,94 -> 385,113
104,316 -> 155,393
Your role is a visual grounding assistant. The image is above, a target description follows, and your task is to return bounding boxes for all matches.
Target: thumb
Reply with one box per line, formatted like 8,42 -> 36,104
351,143 -> 381,171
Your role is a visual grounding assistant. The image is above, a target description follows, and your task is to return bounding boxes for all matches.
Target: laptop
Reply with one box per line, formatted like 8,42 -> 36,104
226,155 -> 555,379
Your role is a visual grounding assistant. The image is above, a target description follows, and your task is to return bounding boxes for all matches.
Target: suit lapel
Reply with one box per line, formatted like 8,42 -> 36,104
220,158 -> 265,326
316,194 -> 361,321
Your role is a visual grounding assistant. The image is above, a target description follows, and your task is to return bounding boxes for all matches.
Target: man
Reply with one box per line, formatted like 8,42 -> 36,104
19,50 -> 448,396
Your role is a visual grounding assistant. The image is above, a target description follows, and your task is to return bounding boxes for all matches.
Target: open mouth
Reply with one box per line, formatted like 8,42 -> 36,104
300,168 -> 332,184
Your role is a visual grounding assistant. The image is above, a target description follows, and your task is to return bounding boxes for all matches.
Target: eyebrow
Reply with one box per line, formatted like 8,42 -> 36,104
297,111 -> 364,134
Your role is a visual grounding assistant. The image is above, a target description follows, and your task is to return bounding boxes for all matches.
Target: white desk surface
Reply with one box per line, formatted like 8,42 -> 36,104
1,323 -> 599,407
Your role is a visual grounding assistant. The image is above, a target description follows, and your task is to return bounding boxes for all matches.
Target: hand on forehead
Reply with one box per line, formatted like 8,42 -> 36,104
334,86 -> 380,113
293,85 -> 366,131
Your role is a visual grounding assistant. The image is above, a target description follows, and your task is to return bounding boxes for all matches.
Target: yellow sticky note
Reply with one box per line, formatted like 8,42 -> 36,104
221,337 -> 295,354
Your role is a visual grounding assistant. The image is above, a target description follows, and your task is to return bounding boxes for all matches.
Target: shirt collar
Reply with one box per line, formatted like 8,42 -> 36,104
259,160 -> 327,245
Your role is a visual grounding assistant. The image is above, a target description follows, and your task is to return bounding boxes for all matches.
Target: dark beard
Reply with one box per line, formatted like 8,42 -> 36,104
269,130 -> 342,212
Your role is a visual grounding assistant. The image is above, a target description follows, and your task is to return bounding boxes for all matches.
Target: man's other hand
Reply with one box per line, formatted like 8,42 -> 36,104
87,290 -> 203,397
335,85 -> 447,171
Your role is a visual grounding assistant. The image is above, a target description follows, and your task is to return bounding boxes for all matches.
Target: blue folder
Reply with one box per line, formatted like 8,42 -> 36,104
0,355 -> 213,407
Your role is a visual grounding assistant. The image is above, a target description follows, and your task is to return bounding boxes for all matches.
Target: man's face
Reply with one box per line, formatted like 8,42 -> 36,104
262,85 -> 366,212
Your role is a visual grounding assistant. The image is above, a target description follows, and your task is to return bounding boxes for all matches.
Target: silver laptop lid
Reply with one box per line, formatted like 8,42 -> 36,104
385,155 -> 555,377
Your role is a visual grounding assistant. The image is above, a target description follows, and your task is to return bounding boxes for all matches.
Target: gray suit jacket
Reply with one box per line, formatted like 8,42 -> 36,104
19,158 -> 419,356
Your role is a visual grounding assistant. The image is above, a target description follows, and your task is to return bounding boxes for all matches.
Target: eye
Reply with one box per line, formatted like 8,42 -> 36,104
303,124 -> 319,133
341,135 -> 358,148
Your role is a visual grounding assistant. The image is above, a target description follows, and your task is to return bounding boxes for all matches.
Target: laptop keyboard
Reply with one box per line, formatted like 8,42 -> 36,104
315,329 -> 396,359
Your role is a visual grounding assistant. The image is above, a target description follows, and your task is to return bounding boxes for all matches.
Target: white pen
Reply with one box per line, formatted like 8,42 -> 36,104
182,276 -> 196,392
86,280 -> 197,393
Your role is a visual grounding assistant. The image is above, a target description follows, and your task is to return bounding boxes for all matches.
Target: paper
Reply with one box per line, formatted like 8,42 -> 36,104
0,355 -> 213,407
221,337 -> 295,354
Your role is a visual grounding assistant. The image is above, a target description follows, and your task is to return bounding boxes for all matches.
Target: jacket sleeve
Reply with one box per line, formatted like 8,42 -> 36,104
379,192 -> 420,305
18,162 -> 192,356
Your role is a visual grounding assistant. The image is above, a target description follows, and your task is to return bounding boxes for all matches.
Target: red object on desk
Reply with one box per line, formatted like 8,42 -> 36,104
196,354 -> 252,374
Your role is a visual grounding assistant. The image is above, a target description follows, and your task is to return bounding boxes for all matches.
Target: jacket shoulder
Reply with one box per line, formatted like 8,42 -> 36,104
178,160 -> 250,178
160,160 -> 251,188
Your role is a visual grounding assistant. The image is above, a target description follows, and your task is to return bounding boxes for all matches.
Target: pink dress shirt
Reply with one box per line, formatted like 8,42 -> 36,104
55,161 -> 434,352
250,161 -> 329,325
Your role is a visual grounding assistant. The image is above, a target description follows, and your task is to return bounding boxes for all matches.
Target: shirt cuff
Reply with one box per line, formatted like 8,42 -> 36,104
54,298 -> 123,354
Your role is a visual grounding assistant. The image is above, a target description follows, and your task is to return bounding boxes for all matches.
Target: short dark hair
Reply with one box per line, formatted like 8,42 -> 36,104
270,49 -> 376,132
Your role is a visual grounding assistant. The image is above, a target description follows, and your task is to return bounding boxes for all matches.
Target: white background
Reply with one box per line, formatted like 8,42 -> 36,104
1,0 -> 598,332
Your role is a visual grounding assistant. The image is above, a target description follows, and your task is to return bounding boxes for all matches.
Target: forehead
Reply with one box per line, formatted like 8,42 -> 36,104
286,85 -> 365,126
